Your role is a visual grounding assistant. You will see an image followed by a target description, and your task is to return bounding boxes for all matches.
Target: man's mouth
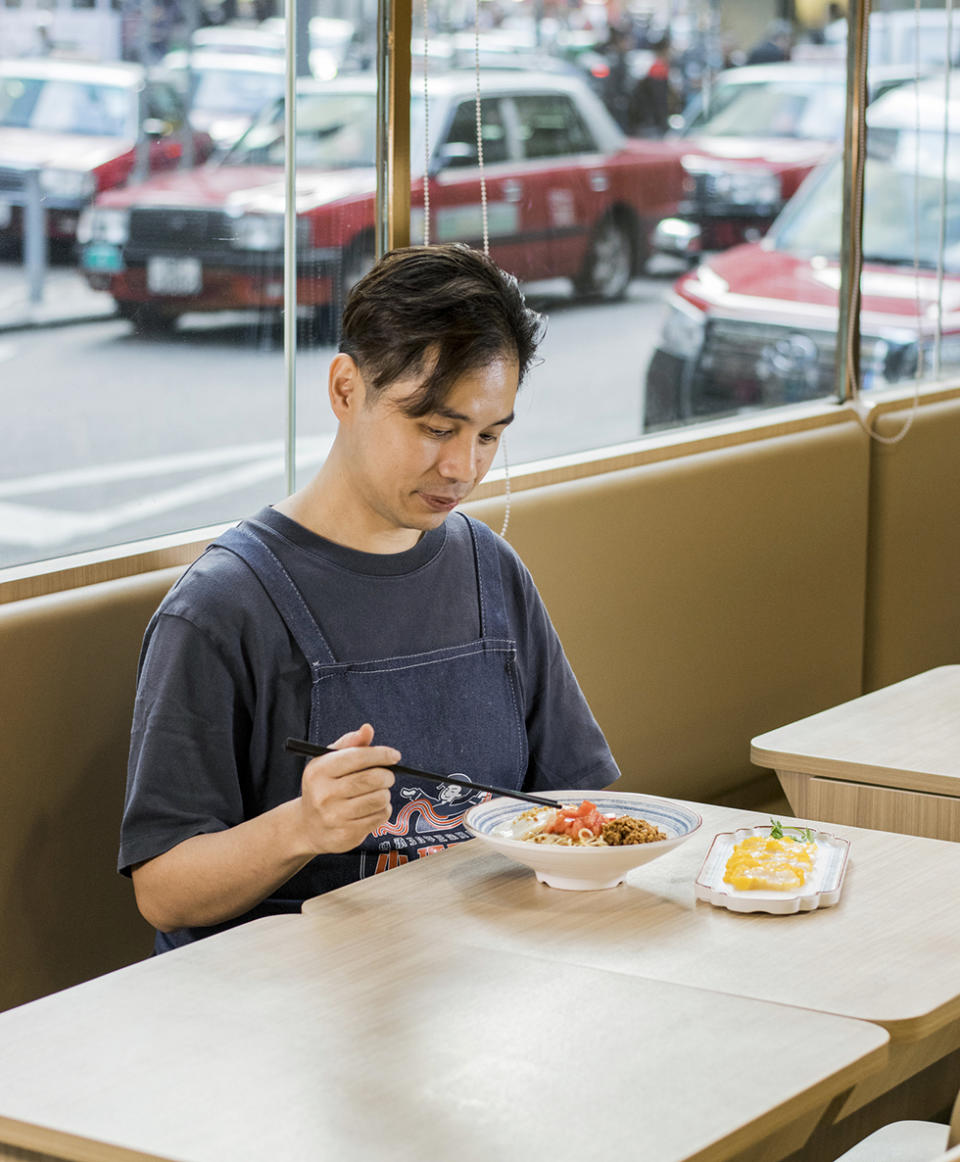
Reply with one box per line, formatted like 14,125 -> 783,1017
418,491 -> 463,512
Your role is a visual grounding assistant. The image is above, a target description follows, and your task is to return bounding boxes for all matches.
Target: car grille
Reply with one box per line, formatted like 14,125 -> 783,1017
685,171 -> 781,220
0,167 -> 26,195
127,207 -> 234,255
694,317 -> 838,412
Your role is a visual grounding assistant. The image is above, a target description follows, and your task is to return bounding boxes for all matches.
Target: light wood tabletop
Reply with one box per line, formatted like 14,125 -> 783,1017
750,666 -> 960,839
302,798 -> 960,1043
0,913 -> 888,1162
751,666 -> 960,794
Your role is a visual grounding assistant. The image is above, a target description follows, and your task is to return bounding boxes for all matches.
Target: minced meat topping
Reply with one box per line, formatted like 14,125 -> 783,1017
601,816 -> 668,846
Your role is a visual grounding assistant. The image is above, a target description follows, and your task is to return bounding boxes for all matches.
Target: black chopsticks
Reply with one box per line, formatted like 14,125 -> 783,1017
284,737 -> 559,809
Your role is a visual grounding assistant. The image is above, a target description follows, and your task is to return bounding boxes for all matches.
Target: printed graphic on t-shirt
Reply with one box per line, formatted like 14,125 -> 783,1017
362,781 -> 490,877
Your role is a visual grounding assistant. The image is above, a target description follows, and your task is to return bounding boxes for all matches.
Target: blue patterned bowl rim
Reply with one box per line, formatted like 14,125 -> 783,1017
465,791 -> 702,846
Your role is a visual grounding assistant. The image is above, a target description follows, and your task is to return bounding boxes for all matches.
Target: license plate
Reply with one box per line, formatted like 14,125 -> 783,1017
0,200 -> 10,229
147,256 -> 202,295
82,242 -> 125,273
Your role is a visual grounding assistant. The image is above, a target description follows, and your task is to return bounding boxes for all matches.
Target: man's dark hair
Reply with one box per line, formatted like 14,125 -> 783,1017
338,244 -> 544,417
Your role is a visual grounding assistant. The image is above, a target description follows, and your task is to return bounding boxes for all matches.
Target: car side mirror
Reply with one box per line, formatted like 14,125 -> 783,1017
142,117 -> 173,139
431,141 -> 478,174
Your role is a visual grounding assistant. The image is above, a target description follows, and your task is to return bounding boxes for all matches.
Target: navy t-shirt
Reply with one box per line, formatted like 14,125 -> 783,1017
120,507 -> 620,949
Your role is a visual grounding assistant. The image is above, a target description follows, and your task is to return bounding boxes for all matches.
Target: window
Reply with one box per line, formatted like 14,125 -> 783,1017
1,2 -> 958,579
441,97 -> 509,167
513,93 -> 595,159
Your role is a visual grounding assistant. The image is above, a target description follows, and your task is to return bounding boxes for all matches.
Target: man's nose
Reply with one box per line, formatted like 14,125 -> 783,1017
438,436 -> 478,481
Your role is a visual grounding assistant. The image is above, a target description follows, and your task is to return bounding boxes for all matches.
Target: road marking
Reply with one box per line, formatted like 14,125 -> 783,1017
0,438 -> 332,498
0,436 -> 332,547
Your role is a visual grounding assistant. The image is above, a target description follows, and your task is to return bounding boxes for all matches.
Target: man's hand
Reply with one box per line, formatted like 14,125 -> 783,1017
296,723 -> 399,855
131,722 -> 400,932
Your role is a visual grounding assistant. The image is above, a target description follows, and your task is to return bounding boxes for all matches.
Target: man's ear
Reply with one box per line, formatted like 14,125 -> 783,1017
328,353 -> 364,420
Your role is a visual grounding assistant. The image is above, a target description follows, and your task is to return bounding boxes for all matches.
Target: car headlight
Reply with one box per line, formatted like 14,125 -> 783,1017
231,214 -> 285,251
657,297 -> 706,359
40,168 -> 95,201
681,158 -> 781,211
77,207 -> 129,246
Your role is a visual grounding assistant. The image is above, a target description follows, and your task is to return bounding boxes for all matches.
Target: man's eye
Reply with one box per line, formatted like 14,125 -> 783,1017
479,432 -> 500,444
424,427 -> 453,439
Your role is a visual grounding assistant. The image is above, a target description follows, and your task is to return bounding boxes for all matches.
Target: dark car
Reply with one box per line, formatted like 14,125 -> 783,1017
0,57 -> 213,248
78,69 -> 686,331
643,77 -> 960,430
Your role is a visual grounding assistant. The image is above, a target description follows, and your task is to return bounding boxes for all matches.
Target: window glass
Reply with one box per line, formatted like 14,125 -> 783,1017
0,14 -> 293,570
225,91 -> 377,169
1,2 -> 957,572
407,4 -> 849,454
512,93 -> 595,158
0,77 -> 133,136
683,78 -> 846,141
145,80 -> 185,127
188,67 -> 285,118
441,97 -> 509,166
290,73 -> 376,478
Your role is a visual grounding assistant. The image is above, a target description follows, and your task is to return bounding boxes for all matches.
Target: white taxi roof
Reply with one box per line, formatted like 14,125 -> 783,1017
0,57 -> 145,88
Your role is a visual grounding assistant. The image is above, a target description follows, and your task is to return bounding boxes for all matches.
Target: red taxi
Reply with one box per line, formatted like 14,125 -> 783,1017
643,77 -> 960,429
0,58 -> 212,247
77,70 -> 686,331
651,61 -> 912,260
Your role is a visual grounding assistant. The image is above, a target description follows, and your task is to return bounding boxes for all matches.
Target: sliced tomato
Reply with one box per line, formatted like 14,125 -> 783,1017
546,801 -> 604,837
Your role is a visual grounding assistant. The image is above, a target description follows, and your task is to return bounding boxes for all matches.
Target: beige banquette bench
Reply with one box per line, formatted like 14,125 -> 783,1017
1,399 -> 957,1014
863,396 -> 960,692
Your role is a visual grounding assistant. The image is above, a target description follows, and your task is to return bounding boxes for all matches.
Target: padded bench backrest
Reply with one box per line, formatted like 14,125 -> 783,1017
1,417 -> 874,1011
864,396 -> 960,691
467,419 -> 871,803
0,566 -> 183,1012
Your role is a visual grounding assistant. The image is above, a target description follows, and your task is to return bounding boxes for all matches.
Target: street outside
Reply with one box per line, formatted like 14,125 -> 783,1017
0,253 -> 682,567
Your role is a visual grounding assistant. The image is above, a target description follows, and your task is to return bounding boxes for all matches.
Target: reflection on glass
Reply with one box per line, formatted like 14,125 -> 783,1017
0,75 -> 134,137
159,50 -> 286,151
683,75 -> 846,141
644,75 -> 960,431
225,89 -> 377,169
4,3 -> 957,570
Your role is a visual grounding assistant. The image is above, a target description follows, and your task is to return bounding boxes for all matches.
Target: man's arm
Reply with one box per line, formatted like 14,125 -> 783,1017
131,725 -> 398,932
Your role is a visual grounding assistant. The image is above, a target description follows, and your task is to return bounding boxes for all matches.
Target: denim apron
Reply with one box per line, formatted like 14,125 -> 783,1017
212,513 -> 528,897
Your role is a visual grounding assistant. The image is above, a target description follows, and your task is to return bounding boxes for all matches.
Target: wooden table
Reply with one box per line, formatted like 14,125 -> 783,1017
0,913 -> 888,1162
751,665 -> 960,842
302,800 -> 960,1156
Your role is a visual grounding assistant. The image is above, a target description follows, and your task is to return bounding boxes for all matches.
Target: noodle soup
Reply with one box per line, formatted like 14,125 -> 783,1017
468,791 -> 703,891
507,801 -> 667,847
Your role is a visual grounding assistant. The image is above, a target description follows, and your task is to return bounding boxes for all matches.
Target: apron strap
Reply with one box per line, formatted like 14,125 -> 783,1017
461,513 -> 511,641
212,522 -> 337,667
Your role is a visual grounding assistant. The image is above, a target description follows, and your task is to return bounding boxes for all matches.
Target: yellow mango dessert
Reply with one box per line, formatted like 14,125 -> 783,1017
723,834 -> 817,891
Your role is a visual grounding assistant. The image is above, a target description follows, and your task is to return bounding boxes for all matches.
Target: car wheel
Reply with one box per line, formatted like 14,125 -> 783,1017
574,215 -> 635,301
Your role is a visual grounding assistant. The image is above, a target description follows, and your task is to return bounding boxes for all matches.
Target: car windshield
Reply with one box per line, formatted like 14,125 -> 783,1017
683,79 -> 846,140
189,68 -> 284,116
221,92 -> 377,168
0,75 -> 133,137
220,92 -> 433,171
773,129 -> 960,274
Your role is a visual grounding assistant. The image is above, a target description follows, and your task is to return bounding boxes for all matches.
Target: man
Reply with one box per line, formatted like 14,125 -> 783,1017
630,32 -> 674,137
746,20 -> 793,65
119,244 -> 620,952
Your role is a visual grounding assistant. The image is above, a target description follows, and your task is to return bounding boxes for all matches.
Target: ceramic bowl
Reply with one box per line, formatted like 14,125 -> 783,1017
464,790 -> 702,890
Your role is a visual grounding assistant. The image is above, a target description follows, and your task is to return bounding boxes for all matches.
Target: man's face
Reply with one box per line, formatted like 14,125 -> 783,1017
340,355 -> 518,544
